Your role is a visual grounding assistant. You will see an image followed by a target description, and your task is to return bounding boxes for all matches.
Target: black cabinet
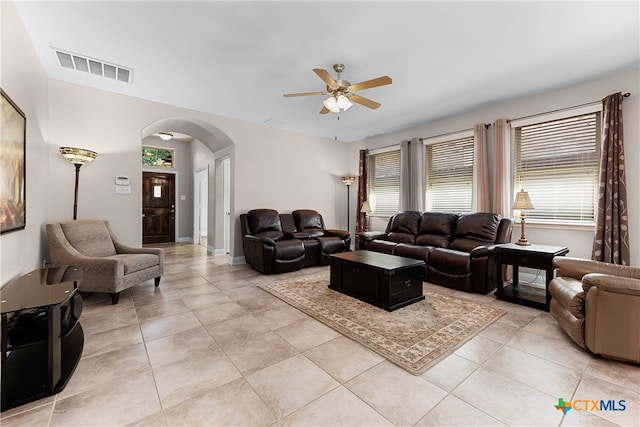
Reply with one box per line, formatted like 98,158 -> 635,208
329,250 -> 425,311
1,267 -> 84,411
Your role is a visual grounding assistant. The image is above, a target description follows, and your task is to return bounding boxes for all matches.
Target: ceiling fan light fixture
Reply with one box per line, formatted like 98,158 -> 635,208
337,94 -> 353,111
323,96 -> 340,113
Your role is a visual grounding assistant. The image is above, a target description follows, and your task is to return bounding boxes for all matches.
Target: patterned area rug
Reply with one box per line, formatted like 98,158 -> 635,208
259,273 -> 505,375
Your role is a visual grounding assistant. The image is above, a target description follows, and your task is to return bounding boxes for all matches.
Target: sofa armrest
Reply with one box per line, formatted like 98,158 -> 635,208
244,234 -> 278,247
359,231 -> 386,243
582,273 -> 640,296
324,229 -> 350,239
470,244 -> 496,258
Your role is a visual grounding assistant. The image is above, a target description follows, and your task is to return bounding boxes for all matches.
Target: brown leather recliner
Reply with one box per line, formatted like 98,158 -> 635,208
549,257 -> 640,363
240,209 -> 305,274
240,209 -> 351,274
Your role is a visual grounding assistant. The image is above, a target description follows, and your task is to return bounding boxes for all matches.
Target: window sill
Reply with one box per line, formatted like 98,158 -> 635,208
514,219 -> 595,232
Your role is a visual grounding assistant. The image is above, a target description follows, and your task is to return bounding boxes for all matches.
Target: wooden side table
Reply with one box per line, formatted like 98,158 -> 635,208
494,243 -> 569,311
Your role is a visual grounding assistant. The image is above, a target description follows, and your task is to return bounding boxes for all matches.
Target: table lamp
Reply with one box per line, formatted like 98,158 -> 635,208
512,188 -> 534,246
360,200 -> 372,232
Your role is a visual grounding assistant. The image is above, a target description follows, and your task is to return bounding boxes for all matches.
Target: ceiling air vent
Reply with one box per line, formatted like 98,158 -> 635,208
53,48 -> 133,84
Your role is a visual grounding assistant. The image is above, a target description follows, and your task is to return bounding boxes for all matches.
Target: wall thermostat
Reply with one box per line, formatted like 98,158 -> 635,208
115,176 -> 130,185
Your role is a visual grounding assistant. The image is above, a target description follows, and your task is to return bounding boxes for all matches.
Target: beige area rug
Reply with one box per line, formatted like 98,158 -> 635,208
259,273 -> 505,375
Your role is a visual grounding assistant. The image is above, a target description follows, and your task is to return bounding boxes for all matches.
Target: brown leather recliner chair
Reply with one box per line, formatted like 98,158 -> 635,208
240,209 -> 305,274
549,256 -> 640,363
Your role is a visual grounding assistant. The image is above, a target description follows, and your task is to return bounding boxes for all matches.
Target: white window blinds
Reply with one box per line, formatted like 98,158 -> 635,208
513,112 -> 601,223
424,136 -> 474,212
369,149 -> 400,216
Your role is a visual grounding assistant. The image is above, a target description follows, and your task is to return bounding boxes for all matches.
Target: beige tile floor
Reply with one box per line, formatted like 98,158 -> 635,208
2,243 -> 639,426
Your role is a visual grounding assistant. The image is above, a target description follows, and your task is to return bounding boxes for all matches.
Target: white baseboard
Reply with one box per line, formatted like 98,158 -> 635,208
229,256 -> 246,265
176,237 -> 193,243
213,248 -> 226,256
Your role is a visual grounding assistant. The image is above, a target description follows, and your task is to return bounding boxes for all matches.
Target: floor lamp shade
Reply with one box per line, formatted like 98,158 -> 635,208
512,188 -> 534,246
59,147 -> 97,220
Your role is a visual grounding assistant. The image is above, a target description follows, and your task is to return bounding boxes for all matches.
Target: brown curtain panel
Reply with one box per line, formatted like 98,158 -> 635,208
592,92 -> 630,265
356,149 -> 369,233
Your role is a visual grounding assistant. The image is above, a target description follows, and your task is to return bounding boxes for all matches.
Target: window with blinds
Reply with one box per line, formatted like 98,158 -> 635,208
424,136 -> 474,212
368,149 -> 400,216
513,112 -> 601,224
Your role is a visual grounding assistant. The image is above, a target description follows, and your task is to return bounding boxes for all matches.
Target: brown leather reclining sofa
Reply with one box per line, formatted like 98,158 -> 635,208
240,208 -> 351,274
359,211 -> 513,293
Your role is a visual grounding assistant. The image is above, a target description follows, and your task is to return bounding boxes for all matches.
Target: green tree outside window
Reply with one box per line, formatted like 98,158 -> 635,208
142,146 -> 173,168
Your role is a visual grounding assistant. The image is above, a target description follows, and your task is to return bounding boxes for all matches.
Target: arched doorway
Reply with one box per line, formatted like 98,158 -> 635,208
140,118 -> 235,260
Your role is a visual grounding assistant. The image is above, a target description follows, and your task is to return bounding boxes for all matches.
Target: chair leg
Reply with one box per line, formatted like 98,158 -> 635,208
154,277 -> 161,287
111,292 -> 120,304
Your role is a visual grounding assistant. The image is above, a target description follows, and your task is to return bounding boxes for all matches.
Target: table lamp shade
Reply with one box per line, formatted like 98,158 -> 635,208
512,189 -> 534,210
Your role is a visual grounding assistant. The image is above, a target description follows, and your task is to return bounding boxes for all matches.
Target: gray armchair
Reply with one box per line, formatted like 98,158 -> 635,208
46,219 -> 164,304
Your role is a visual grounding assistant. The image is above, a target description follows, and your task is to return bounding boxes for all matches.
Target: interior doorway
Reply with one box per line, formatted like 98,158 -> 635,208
223,158 -> 231,254
194,166 -> 209,248
142,172 -> 176,243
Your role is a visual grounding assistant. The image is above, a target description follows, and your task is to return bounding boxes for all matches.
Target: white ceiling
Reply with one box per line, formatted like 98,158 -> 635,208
13,1 -> 640,142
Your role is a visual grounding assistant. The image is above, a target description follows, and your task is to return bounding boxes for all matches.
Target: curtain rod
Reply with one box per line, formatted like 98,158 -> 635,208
509,92 -> 631,123
418,123 -> 490,142
367,91 -> 630,150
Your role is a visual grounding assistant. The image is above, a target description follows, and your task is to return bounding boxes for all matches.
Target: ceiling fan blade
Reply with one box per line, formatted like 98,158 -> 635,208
347,76 -> 392,92
283,91 -> 326,97
319,106 -> 330,114
349,93 -> 381,110
313,68 -> 338,89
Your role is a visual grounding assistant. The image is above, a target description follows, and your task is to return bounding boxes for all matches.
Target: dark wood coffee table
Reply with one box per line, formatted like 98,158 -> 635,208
329,250 -> 425,311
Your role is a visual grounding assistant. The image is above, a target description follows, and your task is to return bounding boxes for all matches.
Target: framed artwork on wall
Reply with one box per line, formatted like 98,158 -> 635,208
1,88 -> 26,234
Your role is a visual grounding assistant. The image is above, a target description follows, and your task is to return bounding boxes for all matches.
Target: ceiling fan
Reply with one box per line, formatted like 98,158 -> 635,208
283,63 -> 392,114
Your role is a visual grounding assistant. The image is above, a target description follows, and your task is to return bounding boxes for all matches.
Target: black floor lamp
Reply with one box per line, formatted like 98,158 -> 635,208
341,176 -> 356,232
59,147 -> 98,220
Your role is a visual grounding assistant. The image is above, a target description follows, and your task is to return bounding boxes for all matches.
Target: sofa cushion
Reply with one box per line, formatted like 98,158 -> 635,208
448,213 -> 501,252
386,211 -> 421,244
60,220 -> 117,257
248,209 -> 284,241
293,210 -> 325,238
453,212 -> 501,241
273,239 -> 305,260
393,243 -> 431,261
428,248 -> 471,274
113,253 -> 160,274
415,212 -> 457,247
